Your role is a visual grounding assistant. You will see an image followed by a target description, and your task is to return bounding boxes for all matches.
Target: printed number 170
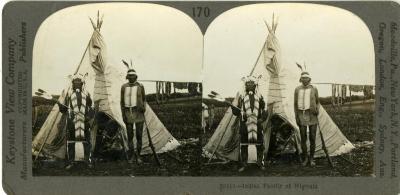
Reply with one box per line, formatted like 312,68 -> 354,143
192,7 -> 210,18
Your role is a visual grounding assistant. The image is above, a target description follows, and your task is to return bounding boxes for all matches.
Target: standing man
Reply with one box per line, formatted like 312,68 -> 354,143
120,68 -> 146,164
231,76 -> 267,172
57,74 -> 94,169
294,72 -> 320,167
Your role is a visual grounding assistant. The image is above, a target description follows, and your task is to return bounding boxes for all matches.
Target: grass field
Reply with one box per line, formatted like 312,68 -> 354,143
200,100 -> 375,177
32,98 -> 203,176
32,97 -> 374,177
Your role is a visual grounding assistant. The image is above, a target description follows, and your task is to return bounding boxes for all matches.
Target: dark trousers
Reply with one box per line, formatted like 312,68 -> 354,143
126,122 -> 144,156
299,124 -> 317,159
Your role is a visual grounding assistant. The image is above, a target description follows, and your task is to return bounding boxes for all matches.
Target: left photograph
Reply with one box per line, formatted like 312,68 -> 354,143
32,3 -> 203,176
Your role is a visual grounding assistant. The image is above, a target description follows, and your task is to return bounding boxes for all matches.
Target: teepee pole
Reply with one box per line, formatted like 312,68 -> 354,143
143,115 -> 161,166
249,39 -> 267,76
74,37 -> 92,75
317,117 -> 334,168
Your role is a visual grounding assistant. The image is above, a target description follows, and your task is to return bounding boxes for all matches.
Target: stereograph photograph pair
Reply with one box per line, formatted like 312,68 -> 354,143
2,1 -> 399,195
30,2 -> 374,177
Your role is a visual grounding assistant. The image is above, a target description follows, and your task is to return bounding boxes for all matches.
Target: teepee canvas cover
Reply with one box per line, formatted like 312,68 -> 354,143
204,17 -> 354,161
32,15 -> 179,159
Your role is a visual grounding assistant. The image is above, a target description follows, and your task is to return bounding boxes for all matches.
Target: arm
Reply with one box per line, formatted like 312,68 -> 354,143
57,101 -> 68,114
258,96 -> 268,122
314,87 -> 320,115
231,98 -> 242,117
56,90 -> 68,113
57,93 -> 68,114
86,93 -> 92,108
120,85 -> 126,122
141,84 -> 146,112
294,88 -> 300,125
85,93 -> 95,123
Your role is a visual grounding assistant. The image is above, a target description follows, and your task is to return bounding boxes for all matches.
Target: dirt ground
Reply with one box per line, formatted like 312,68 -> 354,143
200,101 -> 375,177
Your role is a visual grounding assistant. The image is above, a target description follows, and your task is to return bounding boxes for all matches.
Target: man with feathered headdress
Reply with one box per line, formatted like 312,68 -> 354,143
230,75 -> 267,172
57,73 -> 94,169
120,60 -> 146,164
294,67 -> 320,167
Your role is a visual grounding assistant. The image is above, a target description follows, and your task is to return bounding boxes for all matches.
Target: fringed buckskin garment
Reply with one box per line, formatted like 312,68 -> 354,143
70,90 -> 87,140
243,92 -> 260,143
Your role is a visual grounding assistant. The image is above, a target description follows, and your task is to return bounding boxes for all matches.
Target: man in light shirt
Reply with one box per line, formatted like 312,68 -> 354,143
294,72 -> 320,167
121,68 -> 146,164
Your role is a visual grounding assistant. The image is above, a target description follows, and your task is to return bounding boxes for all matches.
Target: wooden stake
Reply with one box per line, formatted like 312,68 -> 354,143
143,115 -> 161,166
317,118 -> 334,168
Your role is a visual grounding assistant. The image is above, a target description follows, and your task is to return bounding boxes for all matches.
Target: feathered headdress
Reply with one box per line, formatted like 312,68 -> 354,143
122,59 -> 136,76
296,62 -> 311,79
241,75 -> 262,84
241,75 -> 262,95
69,73 -> 88,83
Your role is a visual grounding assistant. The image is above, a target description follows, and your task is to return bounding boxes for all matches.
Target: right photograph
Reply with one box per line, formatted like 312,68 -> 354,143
201,3 -> 375,176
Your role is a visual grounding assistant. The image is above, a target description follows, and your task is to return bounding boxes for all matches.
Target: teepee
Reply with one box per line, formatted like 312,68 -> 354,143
204,16 -> 354,161
32,13 -> 179,160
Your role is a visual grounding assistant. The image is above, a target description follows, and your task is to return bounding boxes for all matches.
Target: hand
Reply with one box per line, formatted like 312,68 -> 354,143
312,108 -> 319,115
295,116 -> 300,126
257,118 -> 266,125
57,102 -> 68,113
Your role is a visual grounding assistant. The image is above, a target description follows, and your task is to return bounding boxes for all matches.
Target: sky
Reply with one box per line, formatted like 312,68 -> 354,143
33,3 -> 375,97
33,3 -> 203,95
203,3 -> 375,98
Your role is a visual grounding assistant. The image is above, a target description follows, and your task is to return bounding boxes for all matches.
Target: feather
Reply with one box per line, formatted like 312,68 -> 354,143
130,59 -> 133,69
304,61 -> 307,71
122,60 -> 130,69
296,62 -> 303,71
211,91 -> 218,96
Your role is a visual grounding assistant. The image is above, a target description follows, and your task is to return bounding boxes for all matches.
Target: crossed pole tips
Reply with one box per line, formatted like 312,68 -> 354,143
89,10 -> 104,31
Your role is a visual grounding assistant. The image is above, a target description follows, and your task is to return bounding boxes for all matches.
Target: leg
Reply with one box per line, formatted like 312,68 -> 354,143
308,124 -> 317,166
66,122 -> 75,169
84,126 -> 93,167
135,122 -> 144,164
125,123 -> 134,163
256,126 -> 265,169
239,145 -> 248,171
239,124 -> 248,172
299,125 -> 309,166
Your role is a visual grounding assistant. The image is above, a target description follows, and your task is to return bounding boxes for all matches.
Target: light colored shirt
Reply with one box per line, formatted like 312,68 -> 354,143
124,86 -> 138,107
298,88 -> 311,110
